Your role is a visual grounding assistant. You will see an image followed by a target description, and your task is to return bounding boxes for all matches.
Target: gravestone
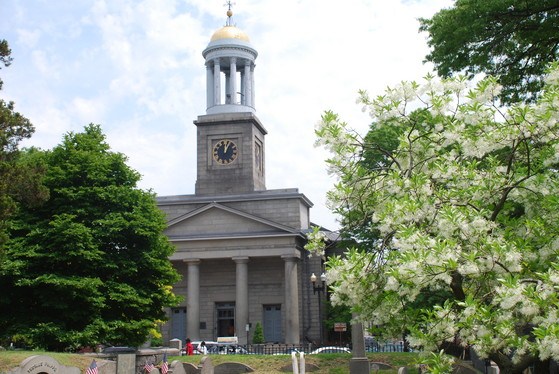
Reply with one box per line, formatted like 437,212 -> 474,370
452,361 -> 483,373
169,361 -> 186,374
178,362 -> 198,374
7,355 -> 81,374
214,362 -> 254,373
117,354 -> 136,374
169,339 -> 182,352
199,356 -> 213,374
369,362 -> 393,371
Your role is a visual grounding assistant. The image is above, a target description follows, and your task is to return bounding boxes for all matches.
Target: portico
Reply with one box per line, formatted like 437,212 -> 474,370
175,251 -> 302,345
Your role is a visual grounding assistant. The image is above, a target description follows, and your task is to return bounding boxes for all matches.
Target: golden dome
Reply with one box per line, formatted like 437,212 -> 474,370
210,26 -> 250,42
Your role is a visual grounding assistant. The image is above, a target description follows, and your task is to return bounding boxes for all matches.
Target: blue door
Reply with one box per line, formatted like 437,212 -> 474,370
263,305 -> 282,343
171,307 -> 186,343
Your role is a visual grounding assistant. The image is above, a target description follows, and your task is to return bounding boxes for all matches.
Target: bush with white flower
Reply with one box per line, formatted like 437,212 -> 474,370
310,63 -> 559,374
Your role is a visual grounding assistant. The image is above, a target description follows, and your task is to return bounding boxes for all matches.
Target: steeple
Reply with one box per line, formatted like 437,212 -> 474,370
225,0 -> 234,26
203,5 -> 257,115
194,6 -> 266,196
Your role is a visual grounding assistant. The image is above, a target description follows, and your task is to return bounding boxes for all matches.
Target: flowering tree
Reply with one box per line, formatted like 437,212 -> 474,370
311,64 -> 559,373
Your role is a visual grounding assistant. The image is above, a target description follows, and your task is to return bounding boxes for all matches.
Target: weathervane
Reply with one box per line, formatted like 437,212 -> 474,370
224,1 -> 236,26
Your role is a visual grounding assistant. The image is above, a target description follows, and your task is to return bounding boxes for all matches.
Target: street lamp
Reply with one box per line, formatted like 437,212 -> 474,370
310,272 -> 327,345
310,272 -> 326,293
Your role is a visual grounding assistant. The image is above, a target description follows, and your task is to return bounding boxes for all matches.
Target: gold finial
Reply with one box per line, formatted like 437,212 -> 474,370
224,1 -> 236,26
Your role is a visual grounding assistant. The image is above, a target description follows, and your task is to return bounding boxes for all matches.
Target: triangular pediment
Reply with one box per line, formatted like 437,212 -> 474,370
165,202 -> 297,239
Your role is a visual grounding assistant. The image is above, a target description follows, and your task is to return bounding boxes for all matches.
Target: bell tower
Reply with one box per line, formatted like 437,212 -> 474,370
195,6 -> 266,196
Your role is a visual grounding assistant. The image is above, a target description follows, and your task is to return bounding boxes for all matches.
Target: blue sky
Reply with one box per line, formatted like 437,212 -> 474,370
1,0 -> 452,230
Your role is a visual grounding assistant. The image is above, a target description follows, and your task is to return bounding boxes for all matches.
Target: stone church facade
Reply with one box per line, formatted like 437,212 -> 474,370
157,11 -> 329,346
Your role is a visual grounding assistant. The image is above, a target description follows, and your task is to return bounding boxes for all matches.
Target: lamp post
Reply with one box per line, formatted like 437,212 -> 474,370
310,272 -> 326,346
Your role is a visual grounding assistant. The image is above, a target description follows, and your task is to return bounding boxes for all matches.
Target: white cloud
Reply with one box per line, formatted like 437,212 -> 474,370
0,0 -> 452,230
69,96 -> 107,124
16,28 -> 40,48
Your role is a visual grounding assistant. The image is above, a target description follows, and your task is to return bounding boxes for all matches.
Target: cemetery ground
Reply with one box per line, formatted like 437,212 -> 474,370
0,350 -> 422,373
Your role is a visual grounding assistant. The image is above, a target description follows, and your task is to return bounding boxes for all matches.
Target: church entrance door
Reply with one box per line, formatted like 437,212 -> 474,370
216,302 -> 235,337
263,304 -> 282,343
170,307 -> 186,343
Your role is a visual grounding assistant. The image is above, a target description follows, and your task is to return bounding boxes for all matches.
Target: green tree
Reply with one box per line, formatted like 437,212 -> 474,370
324,302 -> 352,345
252,322 -> 264,344
420,0 -> 559,104
311,64 -> 559,373
0,124 -> 180,351
0,39 -> 48,254
0,39 -> 13,90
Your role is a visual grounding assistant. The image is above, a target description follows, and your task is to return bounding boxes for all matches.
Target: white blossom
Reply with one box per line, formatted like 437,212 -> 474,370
316,65 -> 559,370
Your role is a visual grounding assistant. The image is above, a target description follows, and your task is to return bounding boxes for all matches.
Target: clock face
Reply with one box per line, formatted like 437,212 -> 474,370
213,139 -> 238,165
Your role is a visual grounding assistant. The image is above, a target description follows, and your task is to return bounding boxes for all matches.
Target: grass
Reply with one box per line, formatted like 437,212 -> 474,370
0,351 -> 421,374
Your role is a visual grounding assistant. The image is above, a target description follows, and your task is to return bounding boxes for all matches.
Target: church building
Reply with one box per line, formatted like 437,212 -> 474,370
157,8 -> 329,346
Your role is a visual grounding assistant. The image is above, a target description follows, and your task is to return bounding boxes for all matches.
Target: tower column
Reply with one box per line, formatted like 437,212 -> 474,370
243,62 -> 251,107
250,64 -> 255,109
225,72 -> 231,103
213,58 -> 221,106
206,63 -> 214,110
234,256 -> 249,345
185,259 -> 201,341
282,255 -> 300,344
230,57 -> 237,104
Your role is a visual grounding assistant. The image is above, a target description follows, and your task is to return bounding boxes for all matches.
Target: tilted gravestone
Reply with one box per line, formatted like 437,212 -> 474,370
7,355 -> 81,374
369,362 -> 393,371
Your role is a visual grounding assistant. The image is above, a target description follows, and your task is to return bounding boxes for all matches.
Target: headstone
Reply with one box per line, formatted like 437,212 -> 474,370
170,361 -> 186,374
96,359 -> 116,374
169,339 -> 182,351
179,362 -> 198,374
368,362 -> 393,371
199,356 -> 213,374
117,353 -> 136,374
7,355 -> 80,374
452,361 -> 482,374
214,362 -> 254,373
350,357 -> 370,374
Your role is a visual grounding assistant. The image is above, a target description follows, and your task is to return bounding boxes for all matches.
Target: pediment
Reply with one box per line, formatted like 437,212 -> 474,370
165,202 -> 297,239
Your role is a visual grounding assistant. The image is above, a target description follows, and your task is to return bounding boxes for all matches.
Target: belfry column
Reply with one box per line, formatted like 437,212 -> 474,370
213,58 -> 221,106
250,64 -> 255,109
230,57 -> 237,104
186,259 -> 201,341
234,256 -> 249,345
243,62 -> 251,107
206,63 -> 214,110
282,255 -> 300,344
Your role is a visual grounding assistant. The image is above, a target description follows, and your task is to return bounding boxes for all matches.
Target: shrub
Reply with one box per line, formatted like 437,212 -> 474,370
253,322 -> 264,344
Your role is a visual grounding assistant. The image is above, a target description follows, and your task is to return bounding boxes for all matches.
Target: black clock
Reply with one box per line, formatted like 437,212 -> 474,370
213,139 -> 238,164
